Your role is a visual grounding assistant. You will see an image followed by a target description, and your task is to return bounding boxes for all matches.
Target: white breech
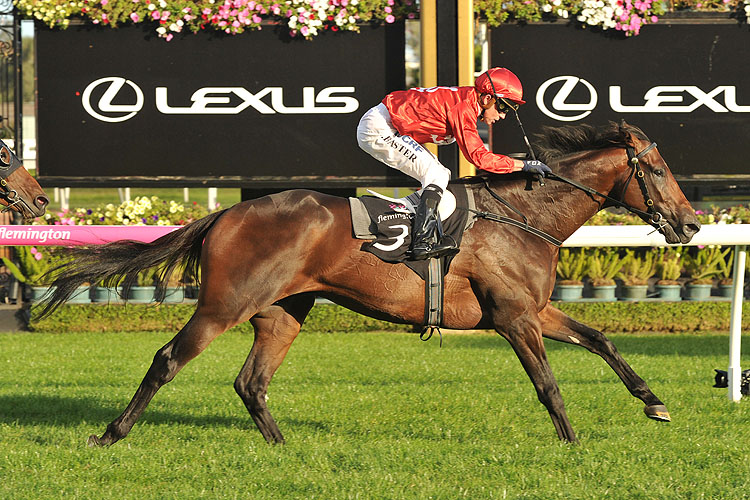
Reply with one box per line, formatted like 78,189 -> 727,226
356,103 -> 451,191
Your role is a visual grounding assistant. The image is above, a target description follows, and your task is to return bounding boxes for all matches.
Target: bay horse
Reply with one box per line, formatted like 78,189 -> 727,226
0,139 -> 49,219
38,121 -> 699,446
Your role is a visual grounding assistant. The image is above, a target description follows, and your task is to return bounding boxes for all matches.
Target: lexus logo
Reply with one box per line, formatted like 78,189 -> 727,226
536,75 -> 750,121
82,77 -> 144,123
81,76 -> 360,122
536,76 -> 597,122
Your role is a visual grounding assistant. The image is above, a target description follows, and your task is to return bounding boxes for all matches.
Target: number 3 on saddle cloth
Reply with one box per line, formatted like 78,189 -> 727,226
348,184 -> 476,280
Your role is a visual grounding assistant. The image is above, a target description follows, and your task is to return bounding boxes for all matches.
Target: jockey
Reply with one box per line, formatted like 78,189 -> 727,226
356,67 -> 552,261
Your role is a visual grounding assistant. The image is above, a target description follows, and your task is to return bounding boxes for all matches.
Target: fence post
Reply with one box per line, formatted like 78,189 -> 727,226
728,245 -> 746,402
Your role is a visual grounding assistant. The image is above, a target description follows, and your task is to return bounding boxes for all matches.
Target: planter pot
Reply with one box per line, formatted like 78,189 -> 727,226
91,286 -> 123,303
127,286 -> 155,303
67,286 -> 91,304
555,284 -> 584,301
685,283 -> 712,301
159,287 -> 185,303
29,286 -> 54,302
620,285 -> 648,301
655,284 -> 682,301
591,285 -> 617,301
718,283 -> 735,298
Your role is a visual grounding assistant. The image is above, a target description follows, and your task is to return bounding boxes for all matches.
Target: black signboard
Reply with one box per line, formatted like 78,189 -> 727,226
35,23 -> 405,187
490,19 -> 750,179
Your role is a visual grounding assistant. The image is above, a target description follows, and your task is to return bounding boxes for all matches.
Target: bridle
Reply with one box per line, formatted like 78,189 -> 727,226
473,141 -> 670,246
0,140 -> 31,214
548,142 -> 668,233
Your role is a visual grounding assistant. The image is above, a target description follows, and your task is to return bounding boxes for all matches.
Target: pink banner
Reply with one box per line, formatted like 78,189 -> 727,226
0,225 -> 182,246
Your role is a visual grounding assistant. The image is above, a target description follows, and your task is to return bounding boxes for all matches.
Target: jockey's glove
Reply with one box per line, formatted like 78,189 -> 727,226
522,160 -> 552,178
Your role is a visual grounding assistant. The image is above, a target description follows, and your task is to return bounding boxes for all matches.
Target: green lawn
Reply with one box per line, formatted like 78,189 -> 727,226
0,330 -> 748,499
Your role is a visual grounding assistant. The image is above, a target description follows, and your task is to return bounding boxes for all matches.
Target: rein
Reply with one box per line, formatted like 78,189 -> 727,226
471,142 -> 666,246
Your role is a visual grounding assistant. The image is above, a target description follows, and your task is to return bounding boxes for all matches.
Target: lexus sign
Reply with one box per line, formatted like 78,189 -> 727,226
491,21 -> 750,177
35,24 -> 405,184
81,77 -> 360,122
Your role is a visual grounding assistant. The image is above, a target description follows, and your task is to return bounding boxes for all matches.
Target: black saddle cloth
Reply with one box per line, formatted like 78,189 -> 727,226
359,185 -> 470,280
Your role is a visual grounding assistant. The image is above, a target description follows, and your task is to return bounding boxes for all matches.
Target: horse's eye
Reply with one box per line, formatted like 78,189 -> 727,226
653,169 -> 665,177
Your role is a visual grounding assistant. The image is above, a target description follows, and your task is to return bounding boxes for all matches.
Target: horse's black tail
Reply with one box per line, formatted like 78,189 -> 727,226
34,208 -> 229,319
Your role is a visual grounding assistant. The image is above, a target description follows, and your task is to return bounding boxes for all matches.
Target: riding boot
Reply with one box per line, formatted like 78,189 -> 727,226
409,185 -> 459,261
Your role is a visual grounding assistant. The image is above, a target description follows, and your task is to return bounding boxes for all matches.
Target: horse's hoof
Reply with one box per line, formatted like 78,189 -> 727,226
644,404 -> 671,422
87,434 -> 103,447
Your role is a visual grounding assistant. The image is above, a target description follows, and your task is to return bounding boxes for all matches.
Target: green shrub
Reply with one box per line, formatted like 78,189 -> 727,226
617,249 -> 657,286
556,248 -> 588,285
586,248 -> 623,286
23,301 -> 750,335
683,246 -> 730,285
656,247 -> 683,284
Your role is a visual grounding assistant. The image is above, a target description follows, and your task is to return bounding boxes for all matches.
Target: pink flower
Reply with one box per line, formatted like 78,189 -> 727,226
30,247 -> 38,255
252,13 -> 261,22
385,14 -> 395,22
651,15 -> 658,22
34,253 -> 42,261
300,25 -> 309,36
384,6 -> 391,12
101,0 -> 108,4
166,33 -> 173,41
152,10 -> 160,19
130,12 -> 140,21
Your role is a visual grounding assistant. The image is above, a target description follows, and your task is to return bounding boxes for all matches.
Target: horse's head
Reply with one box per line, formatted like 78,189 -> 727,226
0,139 -> 49,219
612,121 -> 700,244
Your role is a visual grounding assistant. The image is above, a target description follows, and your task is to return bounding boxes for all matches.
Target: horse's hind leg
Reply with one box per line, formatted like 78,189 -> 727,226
87,308 -> 245,447
539,305 -> 670,422
234,294 -> 315,444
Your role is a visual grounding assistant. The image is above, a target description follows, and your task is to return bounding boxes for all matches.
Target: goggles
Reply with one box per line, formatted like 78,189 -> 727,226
495,97 -> 520,114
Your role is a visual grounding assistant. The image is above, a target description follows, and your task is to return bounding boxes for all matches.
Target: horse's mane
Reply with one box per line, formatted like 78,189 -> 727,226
454,122 -> 650,185
533,121 -> 649,164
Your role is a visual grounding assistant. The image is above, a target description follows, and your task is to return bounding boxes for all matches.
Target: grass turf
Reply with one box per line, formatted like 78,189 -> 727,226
0,330 -> 748,499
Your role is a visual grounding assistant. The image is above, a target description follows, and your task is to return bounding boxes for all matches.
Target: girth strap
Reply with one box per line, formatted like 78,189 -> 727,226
420,257 -> 444,347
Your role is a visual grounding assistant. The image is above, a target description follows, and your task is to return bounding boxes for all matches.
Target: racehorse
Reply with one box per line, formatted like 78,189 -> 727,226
0,139 -> 49,219
38,121 -> 700,446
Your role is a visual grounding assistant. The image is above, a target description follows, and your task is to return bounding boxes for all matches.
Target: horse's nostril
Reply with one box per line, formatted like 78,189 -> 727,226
686,223 -> 700,235
36,195 -> 49,208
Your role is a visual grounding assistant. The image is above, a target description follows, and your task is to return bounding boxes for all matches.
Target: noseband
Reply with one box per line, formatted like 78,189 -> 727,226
0,140 -> 31,214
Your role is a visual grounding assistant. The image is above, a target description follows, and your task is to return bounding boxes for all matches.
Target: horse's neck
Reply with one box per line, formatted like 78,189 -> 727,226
476,152 -> 621,242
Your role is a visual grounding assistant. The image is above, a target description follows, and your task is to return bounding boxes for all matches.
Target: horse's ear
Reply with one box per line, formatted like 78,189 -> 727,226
618,119 -> 636,147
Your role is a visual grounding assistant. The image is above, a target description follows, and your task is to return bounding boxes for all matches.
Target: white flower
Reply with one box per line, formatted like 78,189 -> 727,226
543,4 -> 553,12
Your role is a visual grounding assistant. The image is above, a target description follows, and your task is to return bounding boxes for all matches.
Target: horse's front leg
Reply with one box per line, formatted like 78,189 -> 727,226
491,300 -> 578,443
539,305 -> 670,422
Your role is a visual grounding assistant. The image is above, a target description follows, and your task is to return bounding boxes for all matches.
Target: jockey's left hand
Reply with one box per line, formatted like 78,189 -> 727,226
522,160 -> 552,178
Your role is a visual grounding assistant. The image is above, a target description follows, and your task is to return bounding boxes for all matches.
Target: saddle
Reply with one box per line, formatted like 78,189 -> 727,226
348,184 -> 475,281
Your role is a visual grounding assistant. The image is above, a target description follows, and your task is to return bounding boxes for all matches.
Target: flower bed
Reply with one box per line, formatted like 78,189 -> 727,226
20,0 -> 738,41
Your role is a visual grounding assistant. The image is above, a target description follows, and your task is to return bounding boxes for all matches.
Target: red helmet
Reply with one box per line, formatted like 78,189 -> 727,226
475,67 -> 525,105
